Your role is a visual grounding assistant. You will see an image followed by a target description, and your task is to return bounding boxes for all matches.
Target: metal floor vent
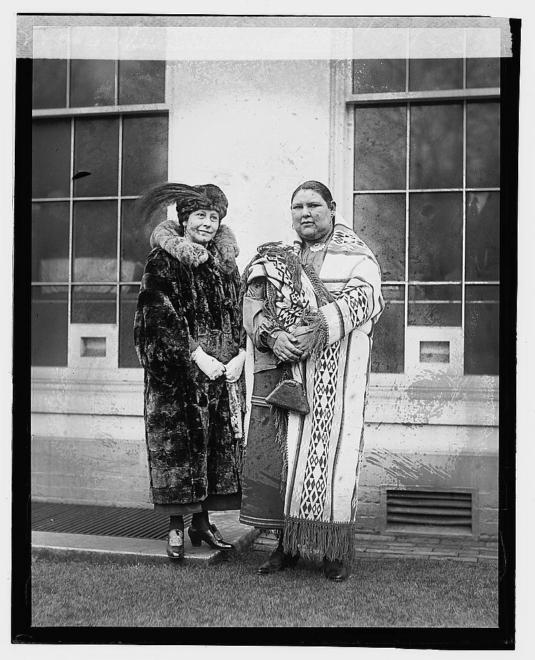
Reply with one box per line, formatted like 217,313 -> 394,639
386,490 -> 473,535
31,502 -> 193,540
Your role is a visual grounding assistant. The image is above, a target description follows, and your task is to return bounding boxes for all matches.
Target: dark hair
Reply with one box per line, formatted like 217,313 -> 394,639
290,180 -> 334,206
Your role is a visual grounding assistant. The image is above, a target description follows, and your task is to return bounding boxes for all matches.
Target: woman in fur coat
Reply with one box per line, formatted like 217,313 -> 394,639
134,183 -> 246,560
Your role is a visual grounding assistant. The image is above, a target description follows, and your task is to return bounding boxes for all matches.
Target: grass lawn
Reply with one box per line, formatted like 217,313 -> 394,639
31,549 -> 498,628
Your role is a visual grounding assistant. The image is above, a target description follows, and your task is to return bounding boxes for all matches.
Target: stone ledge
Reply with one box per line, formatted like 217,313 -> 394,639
32,531 -> 221,566
32,517 -> 261,567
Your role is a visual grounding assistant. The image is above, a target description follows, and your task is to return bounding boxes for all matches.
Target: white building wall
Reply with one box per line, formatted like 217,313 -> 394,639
166,58 -> 332,269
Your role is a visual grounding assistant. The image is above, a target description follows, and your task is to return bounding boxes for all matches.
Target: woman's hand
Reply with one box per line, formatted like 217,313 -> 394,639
292,326 -> 316,359
272,331 -> 303,362
191,347 -> 226,380
225,349 -> 246,382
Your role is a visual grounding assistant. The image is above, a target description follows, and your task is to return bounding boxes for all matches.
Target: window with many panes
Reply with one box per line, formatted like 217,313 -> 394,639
31,58 -> 168,369
350,56 -> 500,375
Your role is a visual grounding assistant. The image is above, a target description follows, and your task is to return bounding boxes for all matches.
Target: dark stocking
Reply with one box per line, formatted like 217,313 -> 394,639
192,510 -> 210,532
169,515 -> 184,534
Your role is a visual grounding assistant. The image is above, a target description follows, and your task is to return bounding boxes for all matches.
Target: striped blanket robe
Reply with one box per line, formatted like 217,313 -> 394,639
241,221 -> 383,562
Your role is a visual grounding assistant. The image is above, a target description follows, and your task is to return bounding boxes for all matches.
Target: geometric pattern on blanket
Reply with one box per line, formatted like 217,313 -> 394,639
329,227 -> 368,250
345,286 -> 371,329
255,251 -> 312,330
298,341 -> 341,520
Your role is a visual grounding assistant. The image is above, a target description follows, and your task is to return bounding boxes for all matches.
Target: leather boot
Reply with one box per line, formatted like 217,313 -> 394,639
323,557 -> 349,581
257,547 -> 300,574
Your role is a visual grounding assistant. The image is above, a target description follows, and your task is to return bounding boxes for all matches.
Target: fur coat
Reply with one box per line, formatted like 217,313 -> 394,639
134,221 -> 244,505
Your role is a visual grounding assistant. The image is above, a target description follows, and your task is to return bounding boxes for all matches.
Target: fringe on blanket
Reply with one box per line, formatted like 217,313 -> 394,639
283,516 -> 356,563
299,308 -> 329,359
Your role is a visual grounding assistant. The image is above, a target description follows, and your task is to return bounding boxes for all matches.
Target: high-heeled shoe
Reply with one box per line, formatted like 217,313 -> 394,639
166,529 -> 184,560
208,523 -> 224,542
187,523 -> 223,546
257,547 -> 300,574
187,524 -> 235,550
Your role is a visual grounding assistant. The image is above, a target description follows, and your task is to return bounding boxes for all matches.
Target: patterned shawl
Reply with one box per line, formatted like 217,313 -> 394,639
242,223 -> 383,562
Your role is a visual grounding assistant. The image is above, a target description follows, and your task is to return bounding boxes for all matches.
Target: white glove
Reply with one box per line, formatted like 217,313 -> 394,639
224,349 -> 246,383
191,347 -> 226,380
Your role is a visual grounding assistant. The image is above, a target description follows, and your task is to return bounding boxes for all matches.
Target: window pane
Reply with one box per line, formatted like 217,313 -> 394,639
466,192 -> 500,281
32,119 -> 71,198
354,193 -> 405,281
73,117 -> 119,197
122,114 -> 169,196
72,285 -> 116,323
118,60 -> 165,105
464,285 -> 499,375
371,286 -> 404,373
354,105 -> 407,190
73,201 -> 117,282
32,286 -> 68,366
410,103 -> 463,189
32,202 -> 70,282
409,193 -> 462,281
121,200 -> 160,281
353,59 -> 406,93
466,102 -> 500,188
33,59 -> 67,109
466,58 -> 500,88
408,285 -> 462,326
409,59 -> 463,91
70,59 -> 115,107
119,285 -> 141,368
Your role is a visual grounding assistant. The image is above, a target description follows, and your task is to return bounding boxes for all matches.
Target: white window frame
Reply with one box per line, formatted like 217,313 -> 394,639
31,51 -> 170,407
329,46 -> 499,427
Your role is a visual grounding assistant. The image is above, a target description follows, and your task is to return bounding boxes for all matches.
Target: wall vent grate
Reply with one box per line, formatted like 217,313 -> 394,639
31,502 -> 193,540
386,490 -> 473,535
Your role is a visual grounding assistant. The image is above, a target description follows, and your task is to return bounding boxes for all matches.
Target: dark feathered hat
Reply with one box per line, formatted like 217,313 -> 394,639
136,182 -> 228,229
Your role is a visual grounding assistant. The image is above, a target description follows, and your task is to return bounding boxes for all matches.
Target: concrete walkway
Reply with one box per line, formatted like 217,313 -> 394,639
32,508 -> 498,566
32,510 -> 260,566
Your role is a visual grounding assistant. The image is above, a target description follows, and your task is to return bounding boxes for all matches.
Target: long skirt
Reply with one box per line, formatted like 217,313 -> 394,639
155,492 -> 241,517
239,366 -> 285,530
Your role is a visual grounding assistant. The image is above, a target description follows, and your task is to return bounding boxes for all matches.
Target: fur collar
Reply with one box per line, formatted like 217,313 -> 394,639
150,219 -> 240,273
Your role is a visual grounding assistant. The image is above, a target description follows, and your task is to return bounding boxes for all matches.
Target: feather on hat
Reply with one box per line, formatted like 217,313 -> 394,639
136,182 -> 228,228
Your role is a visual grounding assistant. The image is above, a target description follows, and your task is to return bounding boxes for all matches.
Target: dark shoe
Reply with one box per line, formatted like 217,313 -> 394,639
189,523 -> 223,543
166,529 -> 184,560
187,524 -> 235,550
257,548 -> 300,574
323,558 -> 349,582
208,523 -> 224,542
